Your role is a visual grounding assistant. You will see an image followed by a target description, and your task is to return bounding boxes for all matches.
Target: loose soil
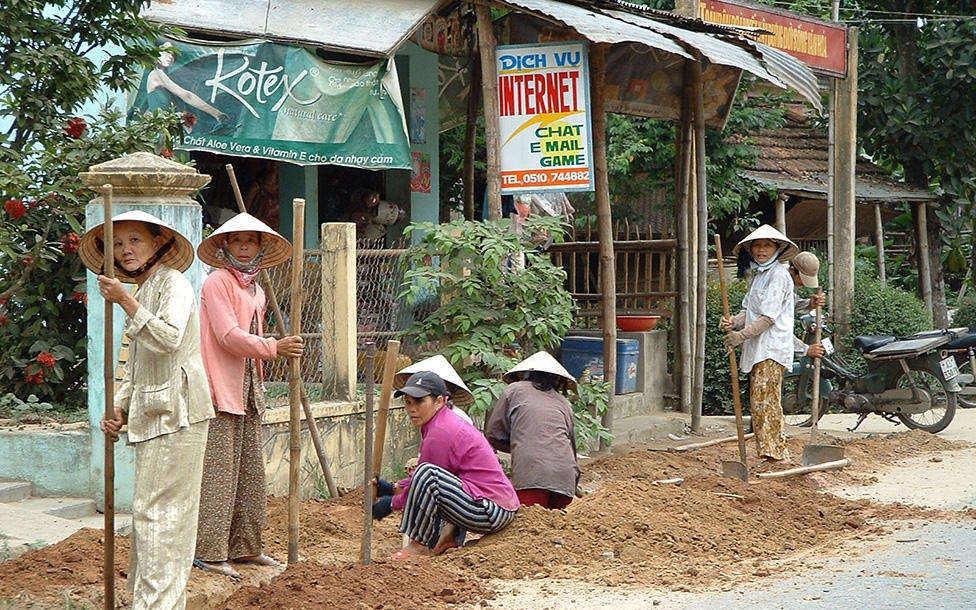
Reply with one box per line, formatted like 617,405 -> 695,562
1,429 -> 973,610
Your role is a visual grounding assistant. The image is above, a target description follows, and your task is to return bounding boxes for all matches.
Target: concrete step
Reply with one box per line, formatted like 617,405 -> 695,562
15,496 -> 97,520
0,480 -> 32,503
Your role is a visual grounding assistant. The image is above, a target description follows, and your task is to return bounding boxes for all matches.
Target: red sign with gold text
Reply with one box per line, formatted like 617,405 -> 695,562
699,0 -> 847,77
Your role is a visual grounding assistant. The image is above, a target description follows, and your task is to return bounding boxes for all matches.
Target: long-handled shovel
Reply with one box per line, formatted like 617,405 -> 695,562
361,342 -> 377,565
225,164 -> 339,498
714,236 -> 749,481
101,185 -> 115,610
801,289 -> 846,467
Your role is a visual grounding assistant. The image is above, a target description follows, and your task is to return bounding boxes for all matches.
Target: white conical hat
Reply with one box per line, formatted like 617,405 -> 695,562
731,224 -> 799,260
79,210 -> 193,283
502,351 -> 577,391
198,212 -> 292,268
394,355 -> 474,407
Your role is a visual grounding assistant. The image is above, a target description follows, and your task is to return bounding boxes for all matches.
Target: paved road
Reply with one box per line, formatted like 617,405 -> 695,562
483,410 -> 976,610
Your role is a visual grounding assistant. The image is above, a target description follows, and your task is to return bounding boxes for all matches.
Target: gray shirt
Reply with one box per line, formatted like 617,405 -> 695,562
486,380 -> 580,498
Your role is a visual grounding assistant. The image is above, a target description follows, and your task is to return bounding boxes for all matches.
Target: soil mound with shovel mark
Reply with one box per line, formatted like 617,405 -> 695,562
0,429 -> 971,609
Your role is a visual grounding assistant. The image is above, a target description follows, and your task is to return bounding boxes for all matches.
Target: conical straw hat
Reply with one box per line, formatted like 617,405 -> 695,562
79,210 -> 193,284
731,224 -> 799,260
394,355 -> 474,407
502,351 -> 577,391
198,212 -> 292,268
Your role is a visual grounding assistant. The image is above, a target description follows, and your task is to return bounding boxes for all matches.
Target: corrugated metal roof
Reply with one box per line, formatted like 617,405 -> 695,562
500,0 -> 822,112
144,0 -> 442,57
498,0 -> 692,59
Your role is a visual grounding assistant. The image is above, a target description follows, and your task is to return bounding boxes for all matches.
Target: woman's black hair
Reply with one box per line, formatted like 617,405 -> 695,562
735,248 -> 753,280
525,370 -> 567,394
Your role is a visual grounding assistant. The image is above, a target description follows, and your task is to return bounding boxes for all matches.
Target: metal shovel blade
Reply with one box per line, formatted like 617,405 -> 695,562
802,444 -> 846,468
721,460 -> 749,481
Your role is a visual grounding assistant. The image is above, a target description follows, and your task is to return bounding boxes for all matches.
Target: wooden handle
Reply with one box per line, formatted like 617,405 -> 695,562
372,340 -> 401,479
287,198 -> 305,565
101,184 -> 116,610
714,235 -> 748,467
810,287 -> 824,438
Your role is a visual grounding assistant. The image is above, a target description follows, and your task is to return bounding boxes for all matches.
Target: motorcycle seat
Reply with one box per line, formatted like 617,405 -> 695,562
854,335 -> 896,353
945,328 -> 976,350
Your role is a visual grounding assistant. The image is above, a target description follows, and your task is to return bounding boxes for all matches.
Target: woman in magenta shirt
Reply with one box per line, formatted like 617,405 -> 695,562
385,371 -> 519,559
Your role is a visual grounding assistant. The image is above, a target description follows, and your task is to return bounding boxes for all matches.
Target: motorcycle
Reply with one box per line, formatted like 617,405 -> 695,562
944,328 -> 976,409
782,312 -> 966,434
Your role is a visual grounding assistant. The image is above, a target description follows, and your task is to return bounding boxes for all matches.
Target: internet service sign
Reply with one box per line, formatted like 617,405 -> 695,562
496,42 -> 594,194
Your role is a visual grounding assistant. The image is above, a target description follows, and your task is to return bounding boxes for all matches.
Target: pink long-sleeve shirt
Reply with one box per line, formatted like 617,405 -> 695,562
392,406 -> 520,512
199,268 -> 278,415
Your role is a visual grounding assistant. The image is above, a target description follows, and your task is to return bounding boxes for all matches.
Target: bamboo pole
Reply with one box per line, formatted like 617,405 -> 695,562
361,342 -> 376,565
463,53 -> 481,221
874,203 -> 886,285
225,164 -> 339,498
691,56 -> 708,433
101,184 -> 115,610
590,41 -> 616,450
476,2 -> 502,220
287,198 -> 305,565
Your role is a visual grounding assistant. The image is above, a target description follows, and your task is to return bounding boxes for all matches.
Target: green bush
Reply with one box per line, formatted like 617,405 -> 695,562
951,293 -> 976,329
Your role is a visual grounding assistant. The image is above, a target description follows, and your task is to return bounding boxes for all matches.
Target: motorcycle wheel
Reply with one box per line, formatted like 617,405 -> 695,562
892,368 -> 957,433
781,372 -> 828,428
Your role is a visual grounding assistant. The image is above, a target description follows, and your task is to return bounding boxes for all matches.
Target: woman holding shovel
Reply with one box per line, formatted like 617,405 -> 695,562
82,210 -> 213,610
720,225 -> 800,467
193,212 -> 302,578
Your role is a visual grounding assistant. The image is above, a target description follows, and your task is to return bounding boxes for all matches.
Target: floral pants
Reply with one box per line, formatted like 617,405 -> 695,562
749,359 -> 790,461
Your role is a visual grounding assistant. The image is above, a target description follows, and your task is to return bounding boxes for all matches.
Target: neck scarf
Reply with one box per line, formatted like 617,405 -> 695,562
219,246 -> 267,288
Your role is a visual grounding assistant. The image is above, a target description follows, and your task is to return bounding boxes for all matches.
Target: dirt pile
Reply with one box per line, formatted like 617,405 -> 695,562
0,429 -> 971,609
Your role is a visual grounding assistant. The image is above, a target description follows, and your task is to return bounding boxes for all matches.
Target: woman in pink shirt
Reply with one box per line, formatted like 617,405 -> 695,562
193,212 -> 302,579
382,371 -> 519,559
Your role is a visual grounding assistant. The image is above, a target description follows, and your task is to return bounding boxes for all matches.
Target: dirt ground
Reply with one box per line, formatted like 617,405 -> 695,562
1,428 -> 973,610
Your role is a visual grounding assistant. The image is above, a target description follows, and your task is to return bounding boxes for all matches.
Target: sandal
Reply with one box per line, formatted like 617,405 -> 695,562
431,540 -> 459,556
233,554 -> 282,567
193,558 -> 241,580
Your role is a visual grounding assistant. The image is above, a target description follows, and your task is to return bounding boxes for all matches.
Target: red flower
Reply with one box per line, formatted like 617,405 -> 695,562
37,351 -> 56,368
73,291 -> 86,303
61,232 -> 80,254
63,117 -> 88,139
180,111 -> 198,129
22,256 -> 32,266
25,371 -> 44,384
0,296 -> 7,305
0,313 -> 8,325
160,148 -> 174,159
5,198 -> 26,219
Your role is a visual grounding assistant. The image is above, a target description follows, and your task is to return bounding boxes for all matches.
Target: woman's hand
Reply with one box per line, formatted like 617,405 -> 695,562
97,275 -> 128,304
101,407 -> 127,443
276,335 -> 304,358
719,316 -> 734,332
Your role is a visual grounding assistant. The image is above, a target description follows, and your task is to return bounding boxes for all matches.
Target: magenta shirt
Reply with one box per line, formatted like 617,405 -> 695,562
393,406 -> 519,512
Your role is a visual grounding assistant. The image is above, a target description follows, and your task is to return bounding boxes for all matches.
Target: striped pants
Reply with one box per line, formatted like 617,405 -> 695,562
399,463 -> 517,547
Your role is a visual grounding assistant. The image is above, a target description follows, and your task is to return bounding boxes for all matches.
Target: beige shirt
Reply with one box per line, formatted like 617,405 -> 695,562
115,265 -> 214,443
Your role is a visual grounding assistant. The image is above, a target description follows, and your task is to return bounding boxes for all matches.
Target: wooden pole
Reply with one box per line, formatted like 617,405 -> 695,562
361,342 -> 376,565
287,198 -> 305,565
372,340 -> 401,481
463,54 -> 482,221
675,86 -> 694,415
101,184 -> 115,610
809,287 -> 824,441
714,235 -> 748,466
691,56 -> 708,434
917,201 -> 933,317
874,203 -> 886,285
475,2 -> 502,221
225,165 -> 339,498
590,41 -> 616,451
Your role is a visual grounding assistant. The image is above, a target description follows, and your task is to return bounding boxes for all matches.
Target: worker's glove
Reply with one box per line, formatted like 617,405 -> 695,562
723,316 -> 774,351
376,478 -> 394,497
723,331 -> 745,350
372,495 -> 394,520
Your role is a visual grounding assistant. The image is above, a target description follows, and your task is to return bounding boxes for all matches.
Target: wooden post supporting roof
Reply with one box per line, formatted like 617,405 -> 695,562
476,3 -> 502,221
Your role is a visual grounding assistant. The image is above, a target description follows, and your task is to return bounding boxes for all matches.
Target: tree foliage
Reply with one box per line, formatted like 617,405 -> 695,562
0,2 -> 182,415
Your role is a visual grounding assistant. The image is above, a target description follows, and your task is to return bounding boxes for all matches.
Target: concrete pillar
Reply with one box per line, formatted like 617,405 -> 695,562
319,223 -> 358,401
79,152 -> 211,511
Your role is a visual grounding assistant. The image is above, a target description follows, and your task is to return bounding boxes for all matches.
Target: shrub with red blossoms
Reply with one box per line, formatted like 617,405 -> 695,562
63,117 -> 88,139
61,232 -> 80,254
36,351 -> 56,368
5,198 -> 26,219
25,371 -> 44,385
